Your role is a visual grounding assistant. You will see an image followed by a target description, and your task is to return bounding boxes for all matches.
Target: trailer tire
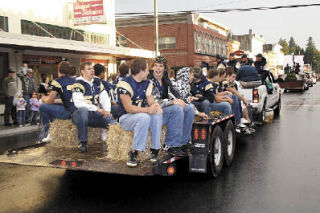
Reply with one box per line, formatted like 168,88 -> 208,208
274,96 -> 281,116
207,126 -> 224,178
223,120 -> 236,166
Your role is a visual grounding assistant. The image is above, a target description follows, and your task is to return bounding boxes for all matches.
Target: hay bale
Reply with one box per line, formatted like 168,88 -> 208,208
49,119 -> 167,162
49,119 -> 102,147
106,124 -> 167,162
209,111 -> 224,118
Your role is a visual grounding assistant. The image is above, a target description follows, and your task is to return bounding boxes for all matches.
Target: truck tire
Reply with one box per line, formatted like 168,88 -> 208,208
257,99 -> 267,125
274,96 -> 281,116
207,126 -> 224,178
223,120 -> 236,166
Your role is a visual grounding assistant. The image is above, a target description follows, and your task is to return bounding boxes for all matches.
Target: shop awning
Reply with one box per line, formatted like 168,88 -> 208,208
0,32 -> 156,59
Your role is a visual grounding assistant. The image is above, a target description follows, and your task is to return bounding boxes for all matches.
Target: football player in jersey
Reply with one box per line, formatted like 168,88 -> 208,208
117,59 -> 162,167
93,63 -> 120,119
71,62 -> 116,153
38,61 -> 75,143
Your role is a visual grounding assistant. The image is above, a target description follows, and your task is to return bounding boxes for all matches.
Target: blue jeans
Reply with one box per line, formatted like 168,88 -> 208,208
192,100 -> 211,115
28,110 -> 39,124
210,101 -> 232,115
162,104 -> 194,147
72,107 -> 117,143
39,104 -> 71,140
23,94 -> 30,121
228,94 -> 241,123
17,110 -> 26,126
119,113 -> 162,151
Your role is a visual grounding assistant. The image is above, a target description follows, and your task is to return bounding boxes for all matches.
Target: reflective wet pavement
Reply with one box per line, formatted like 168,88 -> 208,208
1,86 -> 320,213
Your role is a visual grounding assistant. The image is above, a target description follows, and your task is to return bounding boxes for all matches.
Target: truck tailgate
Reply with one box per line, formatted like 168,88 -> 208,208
241,88 -> 253,102
0,144 -> 155,176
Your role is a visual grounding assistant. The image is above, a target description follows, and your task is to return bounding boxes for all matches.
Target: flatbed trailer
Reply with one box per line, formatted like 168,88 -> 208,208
279,80 -> 305,91
0,115 -> 235,178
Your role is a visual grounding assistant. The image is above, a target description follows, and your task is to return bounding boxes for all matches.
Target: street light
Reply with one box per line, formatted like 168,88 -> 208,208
154,0 -> 159,56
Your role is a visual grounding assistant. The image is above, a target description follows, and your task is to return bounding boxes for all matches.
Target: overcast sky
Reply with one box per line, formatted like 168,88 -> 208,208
115,0 -> 320,49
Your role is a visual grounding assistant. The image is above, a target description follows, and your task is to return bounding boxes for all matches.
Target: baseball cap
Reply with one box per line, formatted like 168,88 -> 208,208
256,53 -> 263,57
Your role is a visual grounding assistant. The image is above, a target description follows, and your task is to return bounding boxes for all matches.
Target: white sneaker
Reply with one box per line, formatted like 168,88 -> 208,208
42,134 -> 51,143
238,122 -> 247,128
101,129 -> 107,142
241,118 -> 250,124
19,125 -> 23,127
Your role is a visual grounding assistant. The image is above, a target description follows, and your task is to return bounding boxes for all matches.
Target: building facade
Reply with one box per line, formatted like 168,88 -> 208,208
116,13 -> 230,69
263,43 -> 284,76
232,29 -> 265,58
0,0 -> 155,108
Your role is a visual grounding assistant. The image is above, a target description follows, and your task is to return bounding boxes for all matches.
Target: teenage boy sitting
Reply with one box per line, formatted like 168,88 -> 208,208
71,62 -> 116,153
225,67 -> 255,129
149,56 -> 194,155
94,63 -> 120,119
39,61 -> 76,143
117,59 -> 162,167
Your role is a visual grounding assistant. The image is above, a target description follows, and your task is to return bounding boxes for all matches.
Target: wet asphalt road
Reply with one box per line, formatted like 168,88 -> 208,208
1,86 -> 320,213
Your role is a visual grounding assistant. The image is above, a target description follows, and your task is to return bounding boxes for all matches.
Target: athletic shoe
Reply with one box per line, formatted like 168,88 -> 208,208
101,129 -> 107,142
42,134 -> 51,143
78,141 -> 87,153
149,149 -> 160,163
127,150 -> 138,167
168,147 -> 186,157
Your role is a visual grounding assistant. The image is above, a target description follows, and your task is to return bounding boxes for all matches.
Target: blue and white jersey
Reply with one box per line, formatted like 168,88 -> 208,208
49,76 -> 76,112
117,76 -> 153,116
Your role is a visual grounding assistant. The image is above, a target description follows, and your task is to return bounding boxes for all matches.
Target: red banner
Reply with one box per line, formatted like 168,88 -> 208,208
73,0 -> 105,25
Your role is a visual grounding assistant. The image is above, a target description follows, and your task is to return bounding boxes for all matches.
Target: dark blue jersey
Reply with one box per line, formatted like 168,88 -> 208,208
49,76 -> 76,112
191,76 -> 215,103
117,76 -> 153,116
100,79 -> 116,102
70,77 -> 104,106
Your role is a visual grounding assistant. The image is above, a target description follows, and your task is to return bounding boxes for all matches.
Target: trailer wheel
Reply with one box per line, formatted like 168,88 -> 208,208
223,120 -> 236,166
207,126 -> 224,178
274,96 -> 281,116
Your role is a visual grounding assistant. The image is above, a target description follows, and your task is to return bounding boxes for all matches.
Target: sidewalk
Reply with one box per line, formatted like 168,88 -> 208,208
0,115 -> 40,137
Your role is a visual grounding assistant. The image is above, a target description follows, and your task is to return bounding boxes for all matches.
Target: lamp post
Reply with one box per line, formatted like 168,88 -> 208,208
154,0 -> 159,56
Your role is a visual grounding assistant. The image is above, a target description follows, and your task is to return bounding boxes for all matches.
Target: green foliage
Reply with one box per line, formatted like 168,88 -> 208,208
278,38 -> 290,54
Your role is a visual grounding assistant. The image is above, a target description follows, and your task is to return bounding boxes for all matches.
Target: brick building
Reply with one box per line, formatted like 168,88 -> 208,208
116,12 -> 230,69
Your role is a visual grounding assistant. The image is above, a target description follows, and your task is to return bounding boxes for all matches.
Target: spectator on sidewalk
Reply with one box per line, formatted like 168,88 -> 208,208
38,75 -> 50,96
28,92 -> 40,125
16,92 -> 26,127
17,67 -> 35,122
3,69 -> 18,126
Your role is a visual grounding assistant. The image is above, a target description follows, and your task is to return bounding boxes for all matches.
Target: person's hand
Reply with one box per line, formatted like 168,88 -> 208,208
173,99 -> 186,108
226,91 -> 233,96
98,108 -> 111,117
226,97 -> 234,105
198,112 -> 208,120
148,103 -> 162,114
188,96 -> 199,102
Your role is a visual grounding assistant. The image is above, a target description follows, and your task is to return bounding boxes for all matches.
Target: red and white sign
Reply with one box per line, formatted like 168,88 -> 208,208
73,0 -> 105,25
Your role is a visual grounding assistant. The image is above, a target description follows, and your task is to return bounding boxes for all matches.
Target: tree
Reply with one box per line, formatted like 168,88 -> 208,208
278,38 -> 290,54
305,37 -> 320,73
288,37 -> 297,54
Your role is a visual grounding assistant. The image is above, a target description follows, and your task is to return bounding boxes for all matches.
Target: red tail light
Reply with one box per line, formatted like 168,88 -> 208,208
193,128 -> 199,140
201,128 -> 207,140
253,89 -> 259,103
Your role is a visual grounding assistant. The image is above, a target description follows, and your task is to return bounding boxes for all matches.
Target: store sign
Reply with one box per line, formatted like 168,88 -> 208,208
194,29 -> 227,57
22,55 -> 62,64
73,0 -> 105,25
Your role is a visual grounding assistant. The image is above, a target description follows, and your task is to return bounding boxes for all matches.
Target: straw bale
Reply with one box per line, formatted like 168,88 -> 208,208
209,111 -> 224,118
49,119 -> 102,148
106,124 -> 167,162
49,119 -> 167,162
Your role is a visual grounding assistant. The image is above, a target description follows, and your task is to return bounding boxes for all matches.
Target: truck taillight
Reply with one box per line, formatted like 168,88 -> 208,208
253,89 -> 259,103
193,128 -> 199,140
201,128 -> 207,140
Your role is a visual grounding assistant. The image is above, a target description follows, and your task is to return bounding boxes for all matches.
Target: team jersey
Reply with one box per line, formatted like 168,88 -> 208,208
70,77 -> 104,106
49,76 -> 76,112
100,79 -> 116,102
191,76 -> 215,103
117,76 -> 153,116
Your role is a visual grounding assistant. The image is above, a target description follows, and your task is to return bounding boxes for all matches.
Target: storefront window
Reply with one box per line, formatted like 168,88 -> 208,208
21,20 -> 85,41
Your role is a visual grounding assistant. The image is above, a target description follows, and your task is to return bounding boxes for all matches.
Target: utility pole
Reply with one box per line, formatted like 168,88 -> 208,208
154,0 -> 159,56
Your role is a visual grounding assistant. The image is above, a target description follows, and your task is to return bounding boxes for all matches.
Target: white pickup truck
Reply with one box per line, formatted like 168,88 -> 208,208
239,73 -> 281,124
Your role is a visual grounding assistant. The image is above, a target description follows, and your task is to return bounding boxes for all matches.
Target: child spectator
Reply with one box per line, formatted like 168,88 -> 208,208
16,93 -> 26,127
28,92 -> 40,124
